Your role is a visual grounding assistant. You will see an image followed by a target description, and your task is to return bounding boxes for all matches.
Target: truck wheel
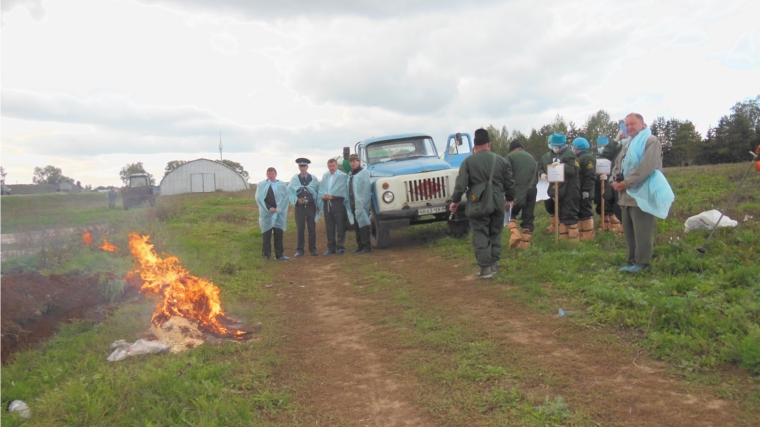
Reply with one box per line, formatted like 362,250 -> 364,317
370,206 -> 391,249
448,218 -> 470,238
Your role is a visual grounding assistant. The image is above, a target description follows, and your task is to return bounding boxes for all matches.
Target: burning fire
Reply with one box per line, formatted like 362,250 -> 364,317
127,233 -> 248,339
99,238 -> 118,252
82,231 -> 93,246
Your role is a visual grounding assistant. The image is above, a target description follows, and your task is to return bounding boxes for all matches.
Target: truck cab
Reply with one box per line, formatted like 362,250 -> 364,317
354,133 -> 470,248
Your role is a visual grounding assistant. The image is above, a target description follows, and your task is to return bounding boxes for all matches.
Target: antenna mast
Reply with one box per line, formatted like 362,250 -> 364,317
219,131 -> 223,161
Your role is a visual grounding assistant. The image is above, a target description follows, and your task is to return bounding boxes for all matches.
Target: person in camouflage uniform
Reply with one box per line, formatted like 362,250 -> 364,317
595,135 -> 623,232
541,133 -> 580,241
505,139 -> 537,249
538,140 -> 557,233
572,137 -> 596,240
450,128 -> 516,278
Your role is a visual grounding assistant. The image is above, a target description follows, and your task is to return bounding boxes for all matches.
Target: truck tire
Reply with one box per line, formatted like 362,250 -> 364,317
370,205 -> 391,249
447,218 -> 470,238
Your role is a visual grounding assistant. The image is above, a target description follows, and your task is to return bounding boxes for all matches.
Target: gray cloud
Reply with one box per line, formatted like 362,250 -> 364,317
1,0 -> 47,25
709,28 -> 760,69
134,0 -> 502,20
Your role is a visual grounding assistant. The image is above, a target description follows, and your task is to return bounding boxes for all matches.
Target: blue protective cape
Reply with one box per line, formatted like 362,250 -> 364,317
622,127 -> 675,219
289,173 -> 321,222
317,170 -> 349,213
346,168 -> 372,227
255,180 -> 290,232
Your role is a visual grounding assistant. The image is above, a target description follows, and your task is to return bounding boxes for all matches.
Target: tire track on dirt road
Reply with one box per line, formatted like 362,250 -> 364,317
366,241 -> 748,427
270,254 -> 435,427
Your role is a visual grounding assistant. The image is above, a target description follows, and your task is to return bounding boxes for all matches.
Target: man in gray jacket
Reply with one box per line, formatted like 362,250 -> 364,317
611,113 -> 664,273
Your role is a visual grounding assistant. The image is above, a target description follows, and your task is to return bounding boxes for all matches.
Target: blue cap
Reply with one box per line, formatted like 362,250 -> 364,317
549,133 -> 566,147
597,136 -> 609,146
572,137 -> 590,151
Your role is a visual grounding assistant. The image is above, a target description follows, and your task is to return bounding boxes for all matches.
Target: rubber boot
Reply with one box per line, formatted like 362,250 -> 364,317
546,215 -> 556,234
609,215 -> 622,234
567,224 -> 580,242
558,223 -> 569,240
491,261 -> 499,274
508,220 -> 521,249
517,229 -> 532,249
601,215 -> 611,232
579,218 -> 595,241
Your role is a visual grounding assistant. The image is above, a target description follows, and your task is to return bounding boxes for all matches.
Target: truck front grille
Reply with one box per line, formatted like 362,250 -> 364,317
405,176 -> 449,202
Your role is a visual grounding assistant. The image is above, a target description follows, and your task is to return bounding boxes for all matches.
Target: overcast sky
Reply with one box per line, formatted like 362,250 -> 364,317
2,0 -> 759,187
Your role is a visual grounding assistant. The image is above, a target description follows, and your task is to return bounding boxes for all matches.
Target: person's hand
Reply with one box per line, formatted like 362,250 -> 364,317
450,202 -> 458,213
298,198 -> 305,205
269,207 -> 276,213
599,174 -> 608,181
505,201 -> 514,211
540,173 -> 548,181
325,194 -> 333,200
612,181 -> 627,192
582,191 -> 590,199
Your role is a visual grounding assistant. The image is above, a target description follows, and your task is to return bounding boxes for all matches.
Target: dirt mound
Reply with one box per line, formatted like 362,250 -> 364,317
1,271 -> 135,364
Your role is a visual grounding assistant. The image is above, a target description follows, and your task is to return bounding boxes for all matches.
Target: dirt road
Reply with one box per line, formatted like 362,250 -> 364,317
266,223 -> 748,426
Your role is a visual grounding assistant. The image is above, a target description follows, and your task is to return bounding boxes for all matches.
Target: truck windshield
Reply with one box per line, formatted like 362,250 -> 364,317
130,176 -> 148,187
366,137 -> 438,165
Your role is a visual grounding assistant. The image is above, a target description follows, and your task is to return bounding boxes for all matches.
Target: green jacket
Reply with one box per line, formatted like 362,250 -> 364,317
506,149 -> 537,204
600,140 -> 620,162
576,150 -> 596,194
547,146 -> 579,200
452,150 -> 515,208
538,151 -> 553,177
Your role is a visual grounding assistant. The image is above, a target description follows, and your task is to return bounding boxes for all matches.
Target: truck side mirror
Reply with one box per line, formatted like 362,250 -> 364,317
342,147 -> 350,159
455,133 -> 463,146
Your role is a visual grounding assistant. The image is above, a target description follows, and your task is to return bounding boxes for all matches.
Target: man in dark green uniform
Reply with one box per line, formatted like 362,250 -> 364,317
505,139 -> 537,249
572,137 -> 596,240
537,139 -> 556,233
450,128 -> 516,278
543,133 -> 580,241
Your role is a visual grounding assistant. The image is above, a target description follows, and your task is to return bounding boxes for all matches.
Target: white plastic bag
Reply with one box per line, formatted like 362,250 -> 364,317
684,210 -> 738,232
106,339 -> 170,362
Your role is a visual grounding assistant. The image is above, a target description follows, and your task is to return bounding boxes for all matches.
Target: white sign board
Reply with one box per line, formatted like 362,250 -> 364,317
596,159 -> 611,175
547,163 -> 565,183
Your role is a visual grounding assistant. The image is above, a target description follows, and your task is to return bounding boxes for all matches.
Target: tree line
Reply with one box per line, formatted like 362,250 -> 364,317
486,95 -> 760,168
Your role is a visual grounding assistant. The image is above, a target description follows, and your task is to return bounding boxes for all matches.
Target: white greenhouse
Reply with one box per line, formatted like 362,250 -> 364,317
159,159 -> 250,196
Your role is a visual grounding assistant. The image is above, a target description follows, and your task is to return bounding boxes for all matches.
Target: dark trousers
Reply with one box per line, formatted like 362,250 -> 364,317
469,209 -> 505,268
351,209 -> 371,250
543,193 -> 579,225
512,187 -> 537,232
324,198 -> 347,251
262,227 -> 284,258
108,199 -> 116,209
621,206 -> 655,267
594,178 -> 615,216
295,203 -> 317,252
579,196 -> 594,220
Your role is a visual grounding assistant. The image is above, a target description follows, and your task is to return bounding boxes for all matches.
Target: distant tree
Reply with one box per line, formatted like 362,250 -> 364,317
216,159 -> 250,181
650,117 -> 702,167
697,95 -> 760,165
120,162 -> 155,185
582,110 -> 619,147
32,165 -> 75,185
486,125 -> 512,157
164,160 -> 188,177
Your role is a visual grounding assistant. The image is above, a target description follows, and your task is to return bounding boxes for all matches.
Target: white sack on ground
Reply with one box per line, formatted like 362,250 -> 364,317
684,210 -> 738,232
106,339 -> 170,362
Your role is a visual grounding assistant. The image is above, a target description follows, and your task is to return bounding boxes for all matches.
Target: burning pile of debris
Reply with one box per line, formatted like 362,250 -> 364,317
91,232 -> 252,358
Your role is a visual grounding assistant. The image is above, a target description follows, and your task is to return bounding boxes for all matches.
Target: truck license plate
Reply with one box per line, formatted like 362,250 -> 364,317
418,206 -> 446,215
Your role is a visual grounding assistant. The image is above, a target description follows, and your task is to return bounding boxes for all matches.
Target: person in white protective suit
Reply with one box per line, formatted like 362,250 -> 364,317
255,167 -> 291,260
345,154 -> 372,254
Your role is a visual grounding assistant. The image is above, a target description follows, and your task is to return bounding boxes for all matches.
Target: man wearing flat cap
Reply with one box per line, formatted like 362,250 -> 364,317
505,139 -> 537,249
346,153 -> 372,254
450,128 -> 516,278
289,158 -> 321,257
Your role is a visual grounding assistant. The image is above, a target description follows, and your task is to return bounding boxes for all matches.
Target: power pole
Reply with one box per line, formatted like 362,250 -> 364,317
219,131 -> 223,161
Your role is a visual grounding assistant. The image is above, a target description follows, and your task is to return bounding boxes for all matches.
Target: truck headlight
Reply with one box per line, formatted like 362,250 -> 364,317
382,191 -> 394,203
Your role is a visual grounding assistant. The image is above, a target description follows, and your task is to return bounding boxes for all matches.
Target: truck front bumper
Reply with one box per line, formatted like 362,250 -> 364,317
375,203 -> 468,230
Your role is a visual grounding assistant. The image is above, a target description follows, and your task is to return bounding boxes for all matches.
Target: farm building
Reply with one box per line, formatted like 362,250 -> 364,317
159,159 -> 249,196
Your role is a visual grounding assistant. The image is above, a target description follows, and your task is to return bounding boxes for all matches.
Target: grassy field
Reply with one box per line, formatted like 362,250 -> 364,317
1,162 -> 758,425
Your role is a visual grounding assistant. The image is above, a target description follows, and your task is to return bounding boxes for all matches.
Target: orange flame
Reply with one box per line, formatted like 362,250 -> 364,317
99,238 -> 118,252
82,231 -> 93,246
127,233 -> 248,339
